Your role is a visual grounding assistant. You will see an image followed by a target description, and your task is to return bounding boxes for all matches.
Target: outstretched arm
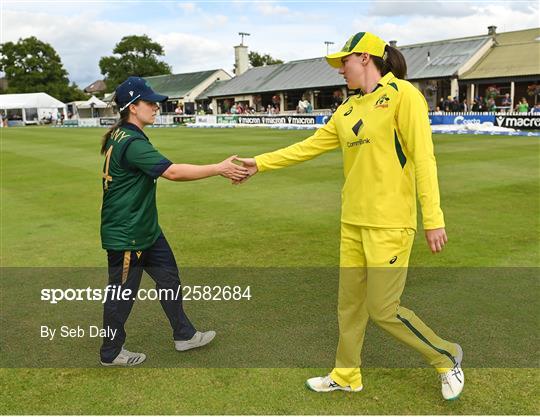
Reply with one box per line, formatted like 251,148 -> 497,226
254,116 -> 340,172
162,155 -> 249,182
233,117 -> 340,184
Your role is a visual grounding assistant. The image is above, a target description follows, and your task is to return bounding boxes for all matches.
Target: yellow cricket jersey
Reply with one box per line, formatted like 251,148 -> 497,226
254,72 -> 444,230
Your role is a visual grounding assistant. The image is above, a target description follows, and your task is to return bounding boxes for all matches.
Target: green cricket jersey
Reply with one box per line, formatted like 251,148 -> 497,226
100,123 -> 172,250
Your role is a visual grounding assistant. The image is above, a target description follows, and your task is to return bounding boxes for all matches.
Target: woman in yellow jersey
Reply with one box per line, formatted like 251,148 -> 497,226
237,32 -> 464,400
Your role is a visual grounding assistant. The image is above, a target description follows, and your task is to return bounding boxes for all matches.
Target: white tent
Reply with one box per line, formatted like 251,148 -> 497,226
67,95 -> 115,119
77,95 -> 108,118
0,92 -> 66,125
78,95 -> 107,109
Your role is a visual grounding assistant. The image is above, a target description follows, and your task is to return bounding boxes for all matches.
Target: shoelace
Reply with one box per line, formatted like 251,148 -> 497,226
441,364 -> 462,384
322,375 -> 340,387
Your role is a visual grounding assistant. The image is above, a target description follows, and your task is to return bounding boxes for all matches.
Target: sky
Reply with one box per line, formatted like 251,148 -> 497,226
1,0 -> 539,89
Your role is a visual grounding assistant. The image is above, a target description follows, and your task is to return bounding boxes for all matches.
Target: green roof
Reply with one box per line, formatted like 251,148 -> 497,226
144,70 -> 221,99
461,28 -> 540,80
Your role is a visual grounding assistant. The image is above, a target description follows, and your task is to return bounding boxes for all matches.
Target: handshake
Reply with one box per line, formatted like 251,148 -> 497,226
216,156 -> 258,185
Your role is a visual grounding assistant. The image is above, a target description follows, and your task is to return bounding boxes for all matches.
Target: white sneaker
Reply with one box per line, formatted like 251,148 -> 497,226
174,330 -> 216,351
100,348 -> 146,367
441,344 -> 464,400
305,375 -> 363,393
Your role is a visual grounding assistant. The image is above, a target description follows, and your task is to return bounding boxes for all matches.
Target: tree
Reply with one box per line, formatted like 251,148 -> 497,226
99,35 -> 172,89
248,51 -> 283,67
0,36 -> 86,102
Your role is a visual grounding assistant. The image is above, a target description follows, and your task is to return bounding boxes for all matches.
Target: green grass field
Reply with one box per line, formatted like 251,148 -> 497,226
1,126 -> 539,414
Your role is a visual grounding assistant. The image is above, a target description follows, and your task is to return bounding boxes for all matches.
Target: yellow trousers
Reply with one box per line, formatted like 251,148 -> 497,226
330,223 -> 457,390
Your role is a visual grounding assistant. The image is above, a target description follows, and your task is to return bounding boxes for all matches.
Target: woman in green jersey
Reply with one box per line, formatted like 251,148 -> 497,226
99,76 -> 248,366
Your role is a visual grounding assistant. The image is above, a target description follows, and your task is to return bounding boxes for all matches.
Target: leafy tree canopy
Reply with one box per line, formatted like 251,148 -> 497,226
248,51 -> 283,67
99,35 -> 172,89
0,36 -> 86,102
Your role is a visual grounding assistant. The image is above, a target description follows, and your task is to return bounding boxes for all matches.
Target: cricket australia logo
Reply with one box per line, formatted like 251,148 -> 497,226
374,93 -> 390,109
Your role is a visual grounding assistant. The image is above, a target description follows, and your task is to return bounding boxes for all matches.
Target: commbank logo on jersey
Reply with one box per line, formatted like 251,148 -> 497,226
374,93 -> 390,109
347,138 -> 370,147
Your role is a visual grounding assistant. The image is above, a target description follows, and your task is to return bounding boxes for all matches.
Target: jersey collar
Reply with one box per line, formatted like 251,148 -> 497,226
121,122 -> 150,141
369,71 -> 396,94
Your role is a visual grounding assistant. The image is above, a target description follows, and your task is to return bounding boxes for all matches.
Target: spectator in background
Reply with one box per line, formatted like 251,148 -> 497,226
450,97 -> 460,112
501,93 -> 511,112
532,103 -> 540,113
515,97 -> 529,113
474,96 -> 486,112
460,99 -> 468,112
272,94 -> 281,113
442,95 -> 452,112
331,89 -> 344,112
438,98 -> 445,112
433,106 -> 443,115
175,103 -> 184,115
297,96 -> 311,113
486,97 -> 496,112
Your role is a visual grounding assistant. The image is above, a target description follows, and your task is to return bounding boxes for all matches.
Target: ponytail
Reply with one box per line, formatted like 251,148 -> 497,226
372,45 -> 407,79
100,108 -> 130,155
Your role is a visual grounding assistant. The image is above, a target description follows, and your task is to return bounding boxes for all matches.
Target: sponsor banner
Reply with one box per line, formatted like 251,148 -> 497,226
78,118 -> 99,127
173,116 -> 196,125
238,115 -> 320,125
7,120 -> 25,127
153,115 -> 175,125
431,128 -> 540,137
494,115 -> 540,130
63,120 -> 79,126
99,117 -> 117,126
429,114 -> 495,125
217,115 -> 238,124
212,114 -> 331,125
195,115 -> 217,124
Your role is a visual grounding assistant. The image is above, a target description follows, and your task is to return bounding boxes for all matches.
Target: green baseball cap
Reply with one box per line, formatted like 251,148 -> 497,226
326,32 -> 387,68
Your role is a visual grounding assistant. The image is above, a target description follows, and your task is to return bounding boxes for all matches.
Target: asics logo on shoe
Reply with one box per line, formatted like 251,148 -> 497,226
452,367 -> 462,383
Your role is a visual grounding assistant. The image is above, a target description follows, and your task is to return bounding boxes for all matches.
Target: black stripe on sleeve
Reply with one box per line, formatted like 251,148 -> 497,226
150,159 -> 173,179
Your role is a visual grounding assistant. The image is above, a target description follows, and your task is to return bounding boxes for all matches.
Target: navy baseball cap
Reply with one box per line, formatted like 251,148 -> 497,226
115,76 -> 168,111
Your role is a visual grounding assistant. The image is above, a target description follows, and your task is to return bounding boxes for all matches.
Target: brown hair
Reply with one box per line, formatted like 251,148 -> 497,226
371,45 -> 407,79
100,107 -> 130,155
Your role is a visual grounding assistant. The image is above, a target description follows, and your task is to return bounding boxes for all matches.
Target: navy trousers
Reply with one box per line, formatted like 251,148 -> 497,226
100,233 -> 196,363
